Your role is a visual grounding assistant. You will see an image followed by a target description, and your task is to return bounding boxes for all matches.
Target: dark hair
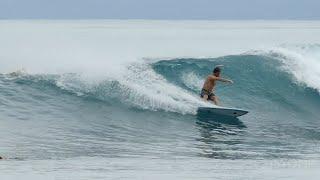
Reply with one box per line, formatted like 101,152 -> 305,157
213,67 -> 221,73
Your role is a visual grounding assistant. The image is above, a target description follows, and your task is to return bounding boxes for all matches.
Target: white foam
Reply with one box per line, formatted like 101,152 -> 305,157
53,63 -> 210,114
181,72 -> 204,91
265,45 -> 320,93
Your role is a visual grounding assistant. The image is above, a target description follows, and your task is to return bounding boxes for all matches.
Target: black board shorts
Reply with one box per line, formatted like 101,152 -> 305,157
200,89 -> 215,101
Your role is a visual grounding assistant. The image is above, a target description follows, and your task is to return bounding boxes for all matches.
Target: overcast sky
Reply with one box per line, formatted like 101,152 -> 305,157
0,0 -> 319,20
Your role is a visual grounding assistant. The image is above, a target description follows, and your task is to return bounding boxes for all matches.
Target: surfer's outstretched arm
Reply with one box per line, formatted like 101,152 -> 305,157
219,78 -> 233,84
211,76 -> 233,84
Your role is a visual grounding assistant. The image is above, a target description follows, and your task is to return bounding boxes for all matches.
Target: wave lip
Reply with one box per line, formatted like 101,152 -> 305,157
261,45 -> 320,93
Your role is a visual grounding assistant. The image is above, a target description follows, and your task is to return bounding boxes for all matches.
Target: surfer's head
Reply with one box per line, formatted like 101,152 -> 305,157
213,67 -> 221,77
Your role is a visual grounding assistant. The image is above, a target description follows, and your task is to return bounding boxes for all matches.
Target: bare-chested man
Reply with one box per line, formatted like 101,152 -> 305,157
200,66 -> 233,105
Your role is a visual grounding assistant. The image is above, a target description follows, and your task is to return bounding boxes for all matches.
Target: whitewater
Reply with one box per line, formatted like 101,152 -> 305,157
0,20 -> 320,179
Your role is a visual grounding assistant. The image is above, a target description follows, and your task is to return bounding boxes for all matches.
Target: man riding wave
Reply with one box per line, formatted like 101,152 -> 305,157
200,66 -> 233,105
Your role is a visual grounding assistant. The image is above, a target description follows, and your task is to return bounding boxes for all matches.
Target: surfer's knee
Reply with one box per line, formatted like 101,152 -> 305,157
211,96 -> 218,101
202,95 -> 208,101
212,96 -> 219,105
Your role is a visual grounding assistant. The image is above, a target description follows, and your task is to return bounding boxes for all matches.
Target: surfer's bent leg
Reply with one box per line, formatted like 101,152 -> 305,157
210,95 -> 219,105
202,94 -> 208,101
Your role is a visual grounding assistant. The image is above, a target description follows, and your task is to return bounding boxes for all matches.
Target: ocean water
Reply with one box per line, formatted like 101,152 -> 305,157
0,20 -> 320,179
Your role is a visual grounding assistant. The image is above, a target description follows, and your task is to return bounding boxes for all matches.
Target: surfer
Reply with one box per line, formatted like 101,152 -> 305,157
200,66 -> 233,105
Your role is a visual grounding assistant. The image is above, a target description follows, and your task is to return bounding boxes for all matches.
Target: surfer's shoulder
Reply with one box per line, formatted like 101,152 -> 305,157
208,75 -> 218,80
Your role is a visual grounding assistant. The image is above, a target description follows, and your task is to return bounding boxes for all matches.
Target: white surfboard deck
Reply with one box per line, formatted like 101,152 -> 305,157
197,106 -> 248,117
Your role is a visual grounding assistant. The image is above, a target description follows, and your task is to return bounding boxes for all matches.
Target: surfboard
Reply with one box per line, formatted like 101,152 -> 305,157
197,107 -> 248,117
